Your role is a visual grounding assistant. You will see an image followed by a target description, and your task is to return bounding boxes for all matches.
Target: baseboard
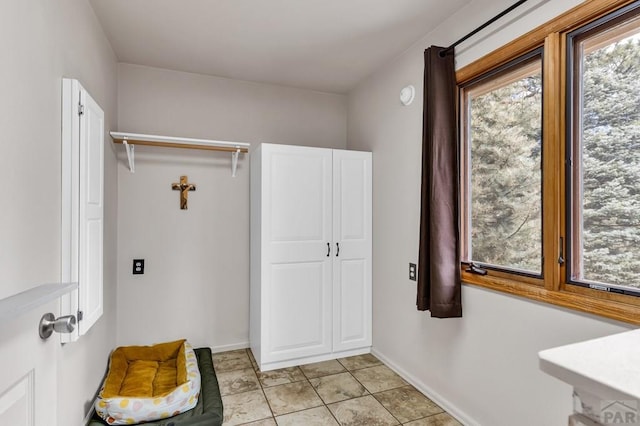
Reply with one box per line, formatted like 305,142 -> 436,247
210,341 -> 250,353
258,347 -> 371,372
371,348 -> 479,426
83,407 -> 95,425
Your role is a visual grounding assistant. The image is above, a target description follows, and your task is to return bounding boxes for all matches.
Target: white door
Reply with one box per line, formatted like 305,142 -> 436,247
261,144 -> 333,363
77,86 -> 104,336
61,79 -> 104,342
0,300 -> 58,426
332,150 -> 372,352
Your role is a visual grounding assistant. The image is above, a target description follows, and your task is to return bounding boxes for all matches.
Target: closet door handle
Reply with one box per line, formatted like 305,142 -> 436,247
336,242 -> 340,257
327,242 -> 331,257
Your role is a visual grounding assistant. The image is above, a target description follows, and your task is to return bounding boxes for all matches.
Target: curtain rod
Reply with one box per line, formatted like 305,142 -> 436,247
439,0 -> 530,57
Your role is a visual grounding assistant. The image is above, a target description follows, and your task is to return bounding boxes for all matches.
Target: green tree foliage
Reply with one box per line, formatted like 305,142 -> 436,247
467,38 -> 640,288
469,64 -> 542,273
581,38 -> 640,287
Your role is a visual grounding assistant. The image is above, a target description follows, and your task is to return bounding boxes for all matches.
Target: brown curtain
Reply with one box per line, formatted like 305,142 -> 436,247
417,46 -> 462,318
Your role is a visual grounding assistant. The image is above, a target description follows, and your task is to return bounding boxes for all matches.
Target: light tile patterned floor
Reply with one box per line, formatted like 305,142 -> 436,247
212,349 -> 462,426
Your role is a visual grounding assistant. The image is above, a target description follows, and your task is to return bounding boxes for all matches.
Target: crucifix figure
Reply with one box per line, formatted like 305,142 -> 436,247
171,175 -> 196,210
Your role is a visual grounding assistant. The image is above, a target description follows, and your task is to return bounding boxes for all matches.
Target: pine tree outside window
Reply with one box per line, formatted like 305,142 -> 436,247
460,51 -> 543,277
568,6 -> 640,294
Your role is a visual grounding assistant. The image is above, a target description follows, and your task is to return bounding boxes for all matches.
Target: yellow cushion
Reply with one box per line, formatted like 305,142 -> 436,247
102,339 -> 187,398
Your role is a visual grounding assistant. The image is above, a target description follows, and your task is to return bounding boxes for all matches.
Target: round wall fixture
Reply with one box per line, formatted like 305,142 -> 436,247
400,85 -> 415,106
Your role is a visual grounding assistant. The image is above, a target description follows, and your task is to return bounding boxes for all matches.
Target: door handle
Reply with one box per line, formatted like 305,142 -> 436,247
39,313 -> 76,339
327,242 -> 331,257
336,242 -> 340,257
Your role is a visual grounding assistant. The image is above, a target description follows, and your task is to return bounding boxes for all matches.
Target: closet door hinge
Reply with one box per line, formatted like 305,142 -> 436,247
78,103 -> 85,116
77,311 -> 84,321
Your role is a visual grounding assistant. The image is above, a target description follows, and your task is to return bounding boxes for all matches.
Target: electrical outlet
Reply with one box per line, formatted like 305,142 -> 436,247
409,263 -> 417,281
133,259 -> 145,275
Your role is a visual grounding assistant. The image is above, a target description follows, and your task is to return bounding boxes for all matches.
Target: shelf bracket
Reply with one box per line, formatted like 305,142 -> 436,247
123,139 -> 135,173
231,148 -> 240,178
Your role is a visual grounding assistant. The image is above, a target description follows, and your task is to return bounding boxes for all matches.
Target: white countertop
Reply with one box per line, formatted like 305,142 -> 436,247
539,329 -> 640,402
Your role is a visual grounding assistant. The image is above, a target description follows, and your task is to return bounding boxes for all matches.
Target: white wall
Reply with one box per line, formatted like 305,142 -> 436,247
0,0 -> 119,424
347,0 -> 633,425
116,64 -> 346,350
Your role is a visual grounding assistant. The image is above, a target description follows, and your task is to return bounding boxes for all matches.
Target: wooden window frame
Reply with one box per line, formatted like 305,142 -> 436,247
566,3 -> 640,294
457,0 -> 640,325
460,48 -> 544,278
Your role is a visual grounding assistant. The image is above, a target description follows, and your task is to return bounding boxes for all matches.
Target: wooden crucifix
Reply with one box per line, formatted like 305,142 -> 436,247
171,175 -> 196,210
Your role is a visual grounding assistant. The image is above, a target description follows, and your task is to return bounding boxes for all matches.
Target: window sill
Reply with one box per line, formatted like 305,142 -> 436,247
461,268 -> 640,325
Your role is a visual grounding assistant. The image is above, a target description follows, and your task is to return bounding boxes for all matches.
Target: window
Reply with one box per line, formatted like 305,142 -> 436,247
458,0 -> 640,324
461,50 -> 543,276
567,5 -> 640,294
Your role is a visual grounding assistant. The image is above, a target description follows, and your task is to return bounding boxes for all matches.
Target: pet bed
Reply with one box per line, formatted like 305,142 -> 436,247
89,346 -> 222,426
93,340 -> 203,425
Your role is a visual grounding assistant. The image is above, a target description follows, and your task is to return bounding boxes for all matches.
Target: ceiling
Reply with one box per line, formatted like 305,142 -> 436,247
89,0 -> 470,94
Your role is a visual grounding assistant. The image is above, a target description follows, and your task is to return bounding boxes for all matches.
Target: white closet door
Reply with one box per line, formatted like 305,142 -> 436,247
332,150 -> 372,352
262,144 -> 333,363
60,79 -> 104,341
78,86 -> 104,336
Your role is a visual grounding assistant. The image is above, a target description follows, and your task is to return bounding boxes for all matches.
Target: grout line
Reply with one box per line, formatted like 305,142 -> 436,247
325,396 -> 342,425
346,371 -> 402,425
258,374 -> 276,420
369,390 -> 405,425
346,370 -> 371,397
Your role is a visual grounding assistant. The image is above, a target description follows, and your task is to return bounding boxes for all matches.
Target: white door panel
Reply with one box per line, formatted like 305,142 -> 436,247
261,144 -> 333,362
333,150 -> 372,352
270,153 -> 327,242
337,259 -> 367,344
78,87 -> 104,336
337,158 -> 367,240
0,300 -> 58,426
61,79 -> 104,340
267,262 -> 331,359
0,374 -> 33,425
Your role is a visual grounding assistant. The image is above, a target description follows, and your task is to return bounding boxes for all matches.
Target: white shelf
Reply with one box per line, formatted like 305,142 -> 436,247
0,283 -> 78,322
110,131 -> 251,176
110,132 -> 250,152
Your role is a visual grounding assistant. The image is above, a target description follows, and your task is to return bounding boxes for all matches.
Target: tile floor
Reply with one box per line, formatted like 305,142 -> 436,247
212,349 -> 462,426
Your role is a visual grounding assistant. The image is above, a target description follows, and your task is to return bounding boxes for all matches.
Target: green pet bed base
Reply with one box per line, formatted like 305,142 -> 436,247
88,347 -> 223,426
